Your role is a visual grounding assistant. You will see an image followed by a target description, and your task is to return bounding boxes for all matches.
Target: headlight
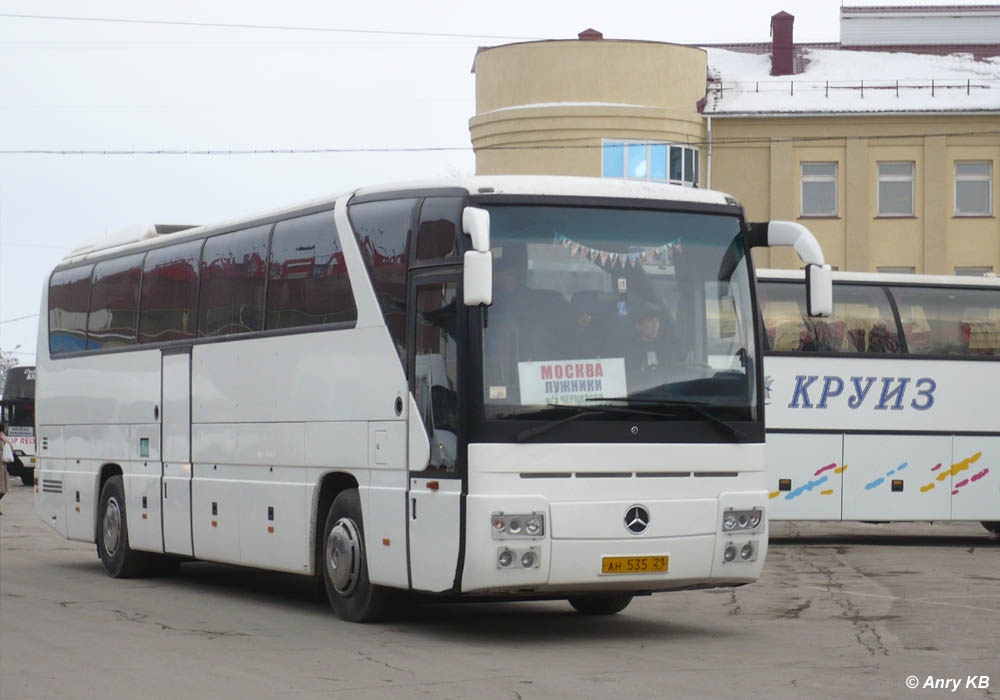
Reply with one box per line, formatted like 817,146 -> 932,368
491,512 -> 545,539
721,508 -> 763,533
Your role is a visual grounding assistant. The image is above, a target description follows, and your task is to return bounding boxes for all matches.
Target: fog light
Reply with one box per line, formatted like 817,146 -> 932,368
723,514 -> 737,531
723,545 -> 737,562
520,551 -> 535,568
498,549 -> 513,567
525,517 -> 542,536
740,543 -> 754,560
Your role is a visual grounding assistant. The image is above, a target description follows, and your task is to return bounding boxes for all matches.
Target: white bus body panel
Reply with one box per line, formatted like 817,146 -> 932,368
951,436 -> 1000,521
765,433 -> 844,520
462,442 -> 769,593
765,355 -> 1000,520
162,353 -> 193,556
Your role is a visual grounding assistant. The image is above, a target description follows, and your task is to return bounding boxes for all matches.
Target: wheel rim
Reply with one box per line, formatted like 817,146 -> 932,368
103,497 -> 122,557
326,517 -> 362,596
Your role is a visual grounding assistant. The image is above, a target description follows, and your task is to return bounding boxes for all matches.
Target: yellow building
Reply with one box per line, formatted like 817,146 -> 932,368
470,9 -> 1000,274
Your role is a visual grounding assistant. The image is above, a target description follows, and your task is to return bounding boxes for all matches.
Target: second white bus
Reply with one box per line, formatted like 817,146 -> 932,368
758,269 -> 1000,534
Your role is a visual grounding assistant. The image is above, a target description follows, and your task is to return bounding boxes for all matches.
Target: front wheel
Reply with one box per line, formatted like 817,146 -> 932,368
568,594 -> 634,615
97,476 -> 152,578
982,522 -> 1000,537
322,489 -> 390,622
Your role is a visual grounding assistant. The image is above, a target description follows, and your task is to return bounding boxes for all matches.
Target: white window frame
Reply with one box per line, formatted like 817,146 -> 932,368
601,139 -> 699,187
877,162 -> 915,217
800,162 -> 838,217
954,161 -> 993,217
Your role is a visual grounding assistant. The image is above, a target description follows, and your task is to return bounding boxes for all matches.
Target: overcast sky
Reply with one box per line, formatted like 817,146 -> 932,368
0,0 -> 989,362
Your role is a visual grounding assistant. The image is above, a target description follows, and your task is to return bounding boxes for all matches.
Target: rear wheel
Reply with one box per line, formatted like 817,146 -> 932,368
322,489 -> 390,622
568,594 -> 634,616
982,522 -> 1000,537
97,476 -> 152,578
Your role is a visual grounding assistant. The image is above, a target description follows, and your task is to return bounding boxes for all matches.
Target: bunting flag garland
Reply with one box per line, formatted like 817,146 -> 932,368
552,233 -> 682,268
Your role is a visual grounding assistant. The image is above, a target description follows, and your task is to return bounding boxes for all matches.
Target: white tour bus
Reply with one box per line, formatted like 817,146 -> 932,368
35,176 -> 831,621
758,269 -> 1000,535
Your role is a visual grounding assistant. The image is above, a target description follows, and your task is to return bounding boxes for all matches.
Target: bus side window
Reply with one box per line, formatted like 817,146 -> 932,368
87,254 -> 145,350
266,210 -> 357,331
48,264 -> 94,355
892,285 -> 1000,356
348,198 -> 418,373
198,225 -> 271,337
415,197 -> 461,261
757,282 -> 808,352
139,240 -> 201,344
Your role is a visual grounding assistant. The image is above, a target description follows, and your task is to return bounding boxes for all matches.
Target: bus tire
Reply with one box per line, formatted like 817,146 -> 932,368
20,467 -> 34,487
322,489 -> 390,623
568,594 -> 634,615
982,522 -> 1000,537
97,476 -> 150,578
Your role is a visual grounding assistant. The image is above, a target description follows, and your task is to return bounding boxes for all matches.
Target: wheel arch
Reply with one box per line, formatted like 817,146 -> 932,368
312,471 -> 360,576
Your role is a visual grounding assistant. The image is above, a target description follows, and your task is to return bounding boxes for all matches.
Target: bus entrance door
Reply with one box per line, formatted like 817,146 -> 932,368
407,273 -> 463,592
161,349 -> 193,556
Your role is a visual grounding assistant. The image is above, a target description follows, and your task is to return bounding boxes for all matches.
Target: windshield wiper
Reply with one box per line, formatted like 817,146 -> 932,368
586,397 -> 747,441
513,403 -> 666,443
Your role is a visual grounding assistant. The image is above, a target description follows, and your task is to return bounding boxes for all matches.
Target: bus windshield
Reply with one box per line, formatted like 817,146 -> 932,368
481,204 -> 756,422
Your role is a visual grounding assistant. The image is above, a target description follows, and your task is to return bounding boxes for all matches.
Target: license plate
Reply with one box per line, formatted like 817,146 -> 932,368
601,555 -> 669,575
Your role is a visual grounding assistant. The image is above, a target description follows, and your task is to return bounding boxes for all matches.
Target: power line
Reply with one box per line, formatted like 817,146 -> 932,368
0,314 -> 38,325
1,129 -> 1000,156
0,12 -> 546,42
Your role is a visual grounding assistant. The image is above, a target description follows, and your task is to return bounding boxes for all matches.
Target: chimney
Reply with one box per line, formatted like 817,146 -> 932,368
578,28 -> 603,40
770,11 -> 794,76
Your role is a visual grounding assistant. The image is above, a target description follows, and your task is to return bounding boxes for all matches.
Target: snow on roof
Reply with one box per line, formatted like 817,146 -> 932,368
705,47 -> 1000,114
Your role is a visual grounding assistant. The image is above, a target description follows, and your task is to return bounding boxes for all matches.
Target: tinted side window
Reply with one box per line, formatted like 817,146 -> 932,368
139,240 -> 202,343
759,281 -> 900,354
198,225 -> 270,337
87,254 -> 144,349
49,265 -> 93,355
891,285 -> 1000,357
349,198 -> 417,364
266,210 -> 357,330
415,197 -> 462,260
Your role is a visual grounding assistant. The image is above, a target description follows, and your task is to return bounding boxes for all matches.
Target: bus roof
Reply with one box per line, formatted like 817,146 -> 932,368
757,268 -> 1000,288
56,176 -> 739,266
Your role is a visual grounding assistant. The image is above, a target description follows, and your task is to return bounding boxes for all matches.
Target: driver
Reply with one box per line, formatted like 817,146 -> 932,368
625,301 -> 676,388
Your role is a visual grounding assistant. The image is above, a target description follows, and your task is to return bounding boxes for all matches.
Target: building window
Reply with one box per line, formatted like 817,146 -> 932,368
602,140 -> 698,187
801,162 -> 838,216
877,162 -> 915,217
955,266 -> 994,276
877,266 -> 915,274
955,161 -> 992,216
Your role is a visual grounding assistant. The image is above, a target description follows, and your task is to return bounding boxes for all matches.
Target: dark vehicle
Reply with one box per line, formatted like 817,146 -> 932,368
2,365 -> 36,486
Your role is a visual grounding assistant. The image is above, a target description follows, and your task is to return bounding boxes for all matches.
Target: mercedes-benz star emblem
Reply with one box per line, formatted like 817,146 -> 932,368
624,505 -> 650,535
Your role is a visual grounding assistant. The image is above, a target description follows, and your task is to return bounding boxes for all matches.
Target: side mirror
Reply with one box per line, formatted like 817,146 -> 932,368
463,250 -> 493,306
806,263 -> 833,317
462,207 -> 490,252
